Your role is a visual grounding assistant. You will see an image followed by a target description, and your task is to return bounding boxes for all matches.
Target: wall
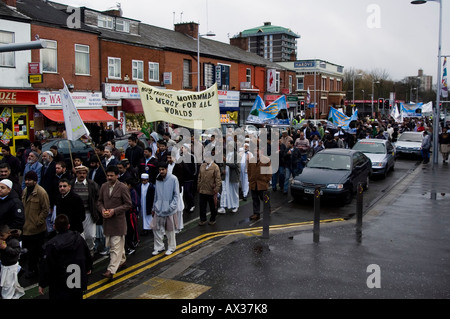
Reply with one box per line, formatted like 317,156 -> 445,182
30,24 -> 100,91
0,19 -> 31,88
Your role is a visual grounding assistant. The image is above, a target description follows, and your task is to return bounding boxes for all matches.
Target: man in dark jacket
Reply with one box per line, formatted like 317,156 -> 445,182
55,179 -> 85,234
125,135 -> 144,169
70,165 -> 100,256
0,179 -> 24,230
39,214 -> 92,299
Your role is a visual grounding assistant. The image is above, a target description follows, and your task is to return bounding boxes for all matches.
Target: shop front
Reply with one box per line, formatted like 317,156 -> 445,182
0,89 -> 39,155
218,90 -> 240,126
36,90 -> 118,143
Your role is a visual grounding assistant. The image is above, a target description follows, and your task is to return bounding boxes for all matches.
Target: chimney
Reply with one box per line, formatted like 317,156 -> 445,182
103,9 -> 122,17
174,22 -> 199,39
230,33 -> 248,51
2,0 -> 17,7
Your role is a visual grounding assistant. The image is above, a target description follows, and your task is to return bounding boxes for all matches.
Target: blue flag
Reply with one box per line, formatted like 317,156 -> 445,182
247,95 -> 289,125
327,106 -> 358,130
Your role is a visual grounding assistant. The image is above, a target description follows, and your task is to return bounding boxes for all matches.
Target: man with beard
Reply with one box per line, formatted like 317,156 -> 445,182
22,151 -> 42,189
55,179 -> 85,234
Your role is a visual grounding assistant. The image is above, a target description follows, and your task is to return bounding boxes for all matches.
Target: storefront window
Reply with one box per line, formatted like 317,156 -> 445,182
0,106 -> 29,154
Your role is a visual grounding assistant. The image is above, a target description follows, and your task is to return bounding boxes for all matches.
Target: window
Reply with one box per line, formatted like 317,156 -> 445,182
132,60 -> 143,80
246,68 -> 251,83
41,39 -> 57,73
183,60 -> 192,89
108,57 -> 121,79
98,14 -> 114,29
296,77 -> 304,90
216,64 -> 230,90
75,44 -> 90,75
204,63 -> 215,88
148,62 -> 159,82
116,19 -> 130,33
0,31 -> 14,67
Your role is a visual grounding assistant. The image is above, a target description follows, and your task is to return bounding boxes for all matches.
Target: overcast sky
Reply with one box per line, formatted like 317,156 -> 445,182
60,0 -> 450,82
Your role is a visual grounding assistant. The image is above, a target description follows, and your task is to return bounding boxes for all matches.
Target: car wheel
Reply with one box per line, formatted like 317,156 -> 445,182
343,190 -> 354,205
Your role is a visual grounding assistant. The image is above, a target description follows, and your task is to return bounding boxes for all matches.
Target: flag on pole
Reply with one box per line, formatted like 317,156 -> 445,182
60,78 -> 89,141
442,57 -> 448,98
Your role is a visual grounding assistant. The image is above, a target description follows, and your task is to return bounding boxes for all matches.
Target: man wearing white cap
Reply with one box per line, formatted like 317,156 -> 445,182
0,179 -> 24,230
136,173 -> 154,236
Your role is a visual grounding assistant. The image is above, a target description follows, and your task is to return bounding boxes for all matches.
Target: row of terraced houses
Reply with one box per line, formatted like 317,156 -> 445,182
0,0 -> 346,154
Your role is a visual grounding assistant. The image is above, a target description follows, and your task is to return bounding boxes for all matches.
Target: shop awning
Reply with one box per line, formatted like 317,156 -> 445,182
39,109 -> 118,123
122,99 -> 143,113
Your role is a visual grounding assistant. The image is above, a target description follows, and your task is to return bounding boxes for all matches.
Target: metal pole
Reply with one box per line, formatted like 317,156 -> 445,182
356,183 -> 363,242
0,40 -> 47,52
197,30 -> 200,92
313,187 -> 320,243
433,0 -> 442,165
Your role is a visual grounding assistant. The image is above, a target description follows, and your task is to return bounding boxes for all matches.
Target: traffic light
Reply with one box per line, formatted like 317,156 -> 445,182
300,100 -> 305,109
378,98 -> 384,107
384,99 -> 389,108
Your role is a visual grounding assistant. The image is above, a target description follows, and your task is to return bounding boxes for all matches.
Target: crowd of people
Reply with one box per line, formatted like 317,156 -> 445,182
0,114 -> 449,299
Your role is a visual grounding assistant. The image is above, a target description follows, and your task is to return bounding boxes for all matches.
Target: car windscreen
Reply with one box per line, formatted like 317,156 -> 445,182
307,153 -> 351,170
398,133 -> 423,142
353,142 -> 386,154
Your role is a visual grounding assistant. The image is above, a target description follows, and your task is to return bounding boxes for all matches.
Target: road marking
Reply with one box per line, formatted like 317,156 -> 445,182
83,218 -> 344,298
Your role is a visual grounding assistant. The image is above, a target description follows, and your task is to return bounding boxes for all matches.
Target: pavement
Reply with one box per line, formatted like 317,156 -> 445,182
114,154 -> 450,301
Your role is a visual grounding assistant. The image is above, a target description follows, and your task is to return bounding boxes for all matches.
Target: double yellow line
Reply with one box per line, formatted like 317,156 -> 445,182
84,218 -> 344,298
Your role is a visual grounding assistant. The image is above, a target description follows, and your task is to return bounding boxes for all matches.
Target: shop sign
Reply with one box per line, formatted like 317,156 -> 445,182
28,74 -> 43,84
28,62 -> 41,74
38,91 -> 103,109
218,90 -> 240,101
103,83 -> 140,99
163,72 -> 172,85
0,90 -> 38,105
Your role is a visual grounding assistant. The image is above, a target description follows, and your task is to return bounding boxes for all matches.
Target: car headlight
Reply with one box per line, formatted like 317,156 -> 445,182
327,184 -> 344,189
291,179 -> 302,185
372,162 -> 385,167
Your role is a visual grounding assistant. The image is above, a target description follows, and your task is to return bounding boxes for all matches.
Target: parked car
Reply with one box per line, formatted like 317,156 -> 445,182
290,149 -> 372,204
113,133 -> 149,151
394,131 -> 424,157
352,139 -> 396,178
42,138 -> 94,167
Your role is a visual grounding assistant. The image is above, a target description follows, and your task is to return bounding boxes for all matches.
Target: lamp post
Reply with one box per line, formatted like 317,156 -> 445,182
197,29 -> 215,91
411,0 -> 442,165
371,80 -> 380,117
352,73 -> 363,112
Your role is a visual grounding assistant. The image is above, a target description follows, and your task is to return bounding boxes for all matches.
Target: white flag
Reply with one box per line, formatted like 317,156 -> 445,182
61,78 -> 89,141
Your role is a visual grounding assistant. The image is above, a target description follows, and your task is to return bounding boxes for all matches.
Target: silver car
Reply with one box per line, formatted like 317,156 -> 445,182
353,139 -> 396,178
394,131 -> 424,157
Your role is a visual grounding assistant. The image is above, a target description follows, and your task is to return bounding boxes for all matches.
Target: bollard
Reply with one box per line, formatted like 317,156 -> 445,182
356,183 -> 363,242
313,187 -> 321,243
262,191 -> 271,239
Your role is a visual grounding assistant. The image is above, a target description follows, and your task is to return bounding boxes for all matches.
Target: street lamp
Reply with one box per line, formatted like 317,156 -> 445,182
352,73 -> 363,106
411,0 -> 442,165
371,80 -> 380,117
197,30 -> 215,91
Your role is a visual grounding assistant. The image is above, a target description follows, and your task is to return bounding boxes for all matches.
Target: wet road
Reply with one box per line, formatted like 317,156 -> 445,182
24,157 -> 420,299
